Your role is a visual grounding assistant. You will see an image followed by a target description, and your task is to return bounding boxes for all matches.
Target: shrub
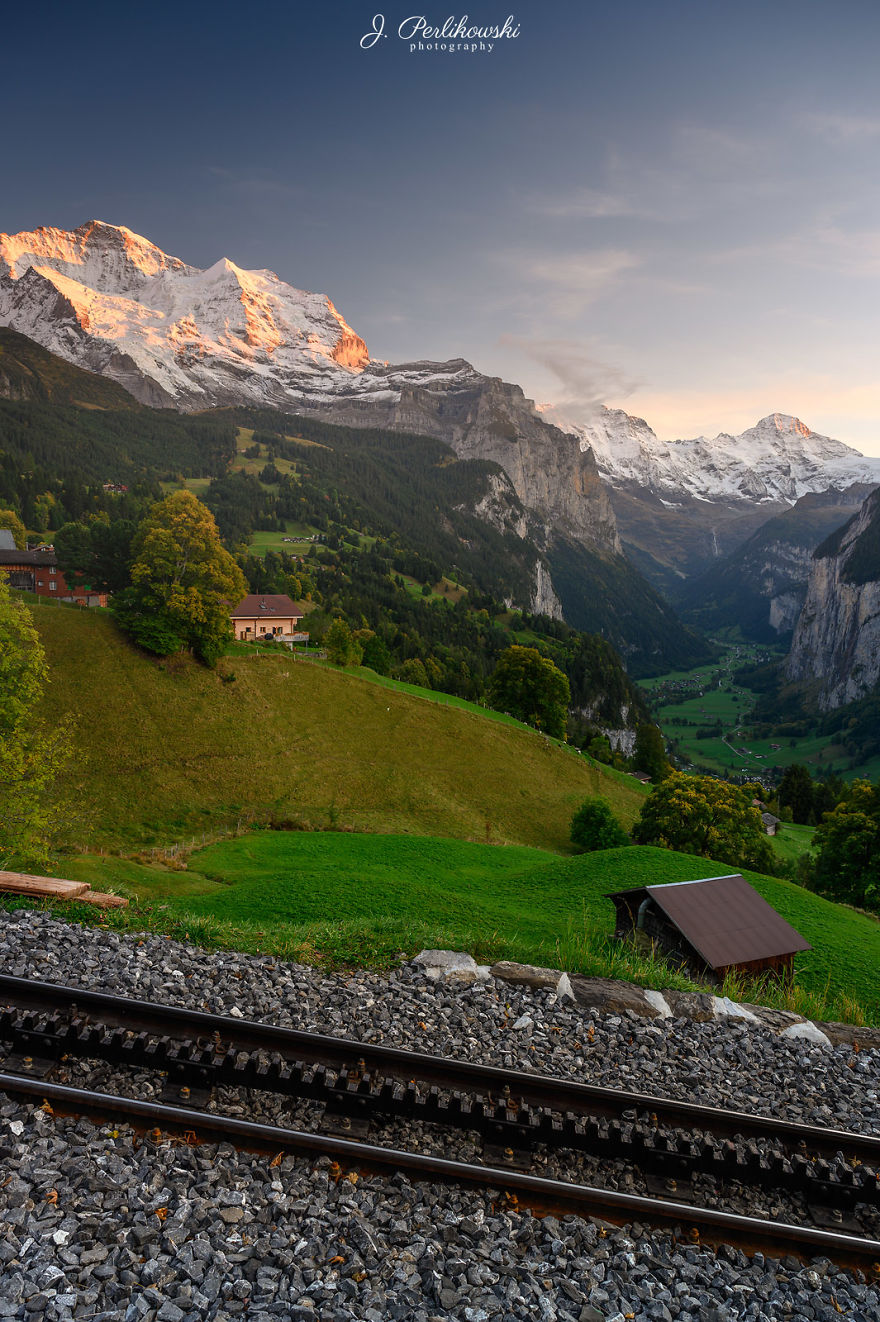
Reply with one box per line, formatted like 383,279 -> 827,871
570,797 -> 629,852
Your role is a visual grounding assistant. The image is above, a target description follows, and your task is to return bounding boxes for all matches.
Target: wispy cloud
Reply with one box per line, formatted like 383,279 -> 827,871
713,221 -> 880,279
524,188 -> 638,220
499,334 -> 640,423
495,247 -> 640,316
801,111 -> 880,143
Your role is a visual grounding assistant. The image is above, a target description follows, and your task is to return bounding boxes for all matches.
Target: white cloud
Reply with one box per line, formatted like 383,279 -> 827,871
499,334 -> 639,423
801,111 -> 880,143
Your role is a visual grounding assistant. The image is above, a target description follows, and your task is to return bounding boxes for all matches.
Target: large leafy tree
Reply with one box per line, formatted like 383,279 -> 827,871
632,772 -> 775,873
777,763 -> 815,825
488,645 -> 570,738
113,491 -> 246,666
0,510 -> 27,549
54,518 -> 136,595
812,780 -> 880,910
0,578 -> 71,867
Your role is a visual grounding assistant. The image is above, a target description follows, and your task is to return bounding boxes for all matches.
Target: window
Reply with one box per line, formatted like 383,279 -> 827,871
49,582 -> 57,591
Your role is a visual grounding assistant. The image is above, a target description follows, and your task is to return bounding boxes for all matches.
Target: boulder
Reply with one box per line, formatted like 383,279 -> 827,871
812,1020 -> 880,1050
412,950 -> 478,983
661,990 -> 718,1022
569,975 -> 661,1019
712,996 -> 759,1023
781,1021 -> 832,1047
643,989 -> 672,1019
739,1004 -> 807,1033
490,960 -> 562,990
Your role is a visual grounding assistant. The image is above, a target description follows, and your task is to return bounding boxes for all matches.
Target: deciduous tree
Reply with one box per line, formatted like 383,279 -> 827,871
488,645 -> 570,739
113,491 -> 246,666
813,780 -> 879,910
0,509 -> 26,549
0,578 -> 71,867
632,772 -> 775,873
325,617 -> 363,666
570,797 -> 629,852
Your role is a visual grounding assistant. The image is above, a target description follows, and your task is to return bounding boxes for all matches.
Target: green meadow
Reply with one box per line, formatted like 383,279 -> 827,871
31,837 -> 880,1027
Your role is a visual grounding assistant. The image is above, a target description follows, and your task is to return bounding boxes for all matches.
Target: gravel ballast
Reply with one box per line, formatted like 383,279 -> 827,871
1,909 -> 878,1322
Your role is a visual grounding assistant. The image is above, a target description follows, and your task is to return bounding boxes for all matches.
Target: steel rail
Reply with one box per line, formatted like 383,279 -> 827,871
2,975 -> 878,1166
2,1071 -> 879,1273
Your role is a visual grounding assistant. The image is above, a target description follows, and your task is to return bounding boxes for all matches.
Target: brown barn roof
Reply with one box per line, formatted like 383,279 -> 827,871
607,874 -> 811,971
230,594 -> 303,620
0,548 -> 56,566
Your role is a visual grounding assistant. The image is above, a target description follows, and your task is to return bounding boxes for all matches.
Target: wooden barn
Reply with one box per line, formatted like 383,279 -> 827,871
605,873 -> 811,984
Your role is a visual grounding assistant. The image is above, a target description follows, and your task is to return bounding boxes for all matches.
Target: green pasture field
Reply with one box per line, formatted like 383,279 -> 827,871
35,838 -> 880,1026
643,643 -> 868,780
31,603 -> 644,854
247,525 -> 319,555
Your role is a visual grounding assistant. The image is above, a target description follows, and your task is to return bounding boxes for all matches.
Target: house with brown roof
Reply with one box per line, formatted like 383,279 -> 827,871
0,535 -> 108,607
605,874 -> 811,984
230,594 -> 307,642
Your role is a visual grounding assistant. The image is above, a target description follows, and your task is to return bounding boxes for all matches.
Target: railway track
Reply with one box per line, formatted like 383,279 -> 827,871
1,974 -> 879,1271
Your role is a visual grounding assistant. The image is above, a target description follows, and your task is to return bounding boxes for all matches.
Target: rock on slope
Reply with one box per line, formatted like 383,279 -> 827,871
786,487 -> 880,708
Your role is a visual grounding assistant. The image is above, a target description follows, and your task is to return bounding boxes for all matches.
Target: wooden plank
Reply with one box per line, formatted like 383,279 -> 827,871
0,871 -> 91,900
78,891 -> 128,909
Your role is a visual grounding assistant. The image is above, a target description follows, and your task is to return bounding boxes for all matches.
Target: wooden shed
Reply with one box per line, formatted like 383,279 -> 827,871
605,873 -> 811,984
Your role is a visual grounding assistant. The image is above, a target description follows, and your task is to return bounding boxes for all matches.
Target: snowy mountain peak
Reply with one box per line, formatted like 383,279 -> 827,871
751,413 -> 813,440
0,220 -> 195,291
0,220 -> 370,405
544,403 -> 880,505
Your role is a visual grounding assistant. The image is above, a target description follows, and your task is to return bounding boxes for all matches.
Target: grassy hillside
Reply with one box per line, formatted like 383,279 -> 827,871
33,600 -> 644,853
47,837 -> 880,1025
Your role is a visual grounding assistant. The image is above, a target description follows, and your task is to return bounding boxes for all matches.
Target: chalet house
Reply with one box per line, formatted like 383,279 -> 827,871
606,874 -> 811,985
230,593 -> 307,642
0,533 -> 108,607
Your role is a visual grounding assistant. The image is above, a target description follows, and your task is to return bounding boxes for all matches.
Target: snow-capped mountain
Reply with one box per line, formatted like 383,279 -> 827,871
545,405 -> 880,504
4,219 -> 877,614
0,219 -> 622,555
0,220 -> 375,409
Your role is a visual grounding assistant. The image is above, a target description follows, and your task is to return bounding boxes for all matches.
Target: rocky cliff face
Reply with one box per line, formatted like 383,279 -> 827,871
786,489 -> 880,709
678,488 -> 873,641
312,359 -> 620,555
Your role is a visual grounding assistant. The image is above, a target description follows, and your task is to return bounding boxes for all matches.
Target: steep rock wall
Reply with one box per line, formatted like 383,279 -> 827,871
787,490 -> 880,709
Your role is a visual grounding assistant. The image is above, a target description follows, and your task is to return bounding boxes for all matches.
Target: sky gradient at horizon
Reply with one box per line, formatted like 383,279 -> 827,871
4,0 -> 880,450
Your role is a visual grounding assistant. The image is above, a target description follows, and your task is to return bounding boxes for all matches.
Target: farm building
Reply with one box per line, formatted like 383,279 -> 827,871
605,873 -> 811,984
230,594 -> 306,642
0,535 -> 108,606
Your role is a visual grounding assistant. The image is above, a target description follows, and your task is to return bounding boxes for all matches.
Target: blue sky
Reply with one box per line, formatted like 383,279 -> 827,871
5,1 -> 880,450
